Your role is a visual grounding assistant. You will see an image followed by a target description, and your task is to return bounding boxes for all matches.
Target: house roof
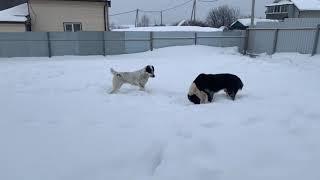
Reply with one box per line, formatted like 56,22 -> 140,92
0,0 -> 109,22
230,18 -> 279,27
291,0 -> 320,11
0,3 -> 28,22
266,0 -> 320,11
266,0 -> 293,7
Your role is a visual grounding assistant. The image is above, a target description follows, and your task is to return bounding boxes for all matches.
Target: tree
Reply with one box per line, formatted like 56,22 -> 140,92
206,5 -> 239,28
138,15 -> 150,27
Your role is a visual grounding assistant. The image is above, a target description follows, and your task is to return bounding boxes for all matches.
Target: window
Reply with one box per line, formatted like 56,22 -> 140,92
281,5 -> 288,12
267,5 -> 288,14
63,23 -> 82,32
267,6 -> 274,13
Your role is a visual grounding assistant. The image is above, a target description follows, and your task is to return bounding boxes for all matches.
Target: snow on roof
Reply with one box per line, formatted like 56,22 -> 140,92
0,3 -> 28,22
231,18 -> 278,27
291,0 -> 320,11
112,26 -> 222,32
266,0 -> 293,7
266,0 -> 320,11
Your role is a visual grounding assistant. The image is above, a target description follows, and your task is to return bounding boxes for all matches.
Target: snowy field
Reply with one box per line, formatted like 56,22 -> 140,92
1,46 -> 320,180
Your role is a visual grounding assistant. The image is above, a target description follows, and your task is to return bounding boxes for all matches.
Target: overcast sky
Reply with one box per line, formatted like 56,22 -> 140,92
109,0 -> 274,25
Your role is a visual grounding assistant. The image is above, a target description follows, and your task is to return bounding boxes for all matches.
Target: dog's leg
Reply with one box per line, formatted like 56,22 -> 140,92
208,92 -> 214,102
138,83 -> 145,91
226,90 -> 237,100
204,89 -> 214,102
199,91 -> 209,104
110,77 -> 123,94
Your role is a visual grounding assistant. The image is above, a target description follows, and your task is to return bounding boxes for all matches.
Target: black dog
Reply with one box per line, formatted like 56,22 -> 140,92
188,73 -> 243,104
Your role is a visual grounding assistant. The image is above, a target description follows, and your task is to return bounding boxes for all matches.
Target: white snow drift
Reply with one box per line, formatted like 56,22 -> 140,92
0,46 -> 320,180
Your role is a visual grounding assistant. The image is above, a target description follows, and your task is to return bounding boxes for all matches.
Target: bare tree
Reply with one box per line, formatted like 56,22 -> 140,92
138,15 -> 150,27
206,5 -> 239,28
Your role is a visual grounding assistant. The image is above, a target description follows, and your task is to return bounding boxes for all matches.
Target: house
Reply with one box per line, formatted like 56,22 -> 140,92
0,0 -> 111,32
266,0 -> 320,20
0,3 -> 29,32
229,18 -> 278,30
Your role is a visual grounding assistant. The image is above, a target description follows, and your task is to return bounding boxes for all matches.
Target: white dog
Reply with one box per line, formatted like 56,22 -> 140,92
110,65 -> 155,93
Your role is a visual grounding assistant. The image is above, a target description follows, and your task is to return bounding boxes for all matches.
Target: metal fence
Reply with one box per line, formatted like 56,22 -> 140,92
0,31 -> 246,58
246,18 -> 320,56
1,19 -> 319,58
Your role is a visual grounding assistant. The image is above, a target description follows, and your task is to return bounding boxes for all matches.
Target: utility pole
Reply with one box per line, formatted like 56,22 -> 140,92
250,0 -> 255,27
194,0 -> 196,21
135,9 -> 139,27
160,11 -> 163,26
190,0 -> 196,21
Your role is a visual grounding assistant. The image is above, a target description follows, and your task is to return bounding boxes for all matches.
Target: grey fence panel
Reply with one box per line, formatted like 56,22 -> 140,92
248,30 -> 276,54
256,18 -> 320,28
317,34 -> 320,54
104,32 -> 125,55
284,18 -> 320,27
0,32 -> 48,57
276,29 -> 316,54
153,32 -> 195,49
124,32 -> 150,54
49,32 -> 104,56
197,31 -> 246,51
249,19 -> 320,55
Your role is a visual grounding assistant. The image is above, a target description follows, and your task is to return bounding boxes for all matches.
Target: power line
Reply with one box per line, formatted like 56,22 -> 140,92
110,0 -> 193,16
110,9 -> 136,16
162,0 -> 193,12
198,0 -> 218,2
140,10 -> 161,13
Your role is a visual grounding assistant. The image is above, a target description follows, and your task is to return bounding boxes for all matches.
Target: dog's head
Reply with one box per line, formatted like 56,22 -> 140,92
145,65 -> 155,78
188,94 -> 200,104
187,82 -> 209,104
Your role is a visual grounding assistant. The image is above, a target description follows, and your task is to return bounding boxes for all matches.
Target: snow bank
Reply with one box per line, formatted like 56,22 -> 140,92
0,46 -> 320,180
232,18 -> 279,27
112,26 -> 222,32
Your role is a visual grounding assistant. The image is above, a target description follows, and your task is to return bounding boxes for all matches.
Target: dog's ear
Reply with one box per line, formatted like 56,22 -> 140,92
145,65 -> 152,74
151,65 -> 154,72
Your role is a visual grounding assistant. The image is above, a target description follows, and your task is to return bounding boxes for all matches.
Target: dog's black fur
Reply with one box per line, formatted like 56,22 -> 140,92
188,94 -> 201,104
188,73 -> 243,104
145,65 -> 155,77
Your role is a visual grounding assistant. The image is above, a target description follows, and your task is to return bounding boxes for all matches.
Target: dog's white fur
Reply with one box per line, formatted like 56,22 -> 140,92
110,65 -> 155,93
188,82 -> 209,104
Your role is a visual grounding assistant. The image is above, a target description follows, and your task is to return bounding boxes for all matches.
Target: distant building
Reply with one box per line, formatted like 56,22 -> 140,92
230,18 -> 278,30
266,0 -> 320,20
0,0 -> 111,32
0,3 -> 28,32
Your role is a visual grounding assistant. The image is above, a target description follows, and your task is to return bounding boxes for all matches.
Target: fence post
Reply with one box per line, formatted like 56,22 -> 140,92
150,31 -> 153,51
243,29 -> 250,55
46,32 -> 52,58
312,24 -> 320,56
103,32 -> 106,56
194,32 -> 197,45
272,29 -> 279,54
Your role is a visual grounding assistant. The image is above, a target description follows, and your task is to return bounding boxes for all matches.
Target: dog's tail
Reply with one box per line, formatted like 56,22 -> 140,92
110,68 -> 122,78
110,68 -> 118,75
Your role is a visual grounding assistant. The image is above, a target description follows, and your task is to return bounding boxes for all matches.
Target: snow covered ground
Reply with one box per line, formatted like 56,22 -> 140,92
112,25 -> 222,32
1,46 -> 320,180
